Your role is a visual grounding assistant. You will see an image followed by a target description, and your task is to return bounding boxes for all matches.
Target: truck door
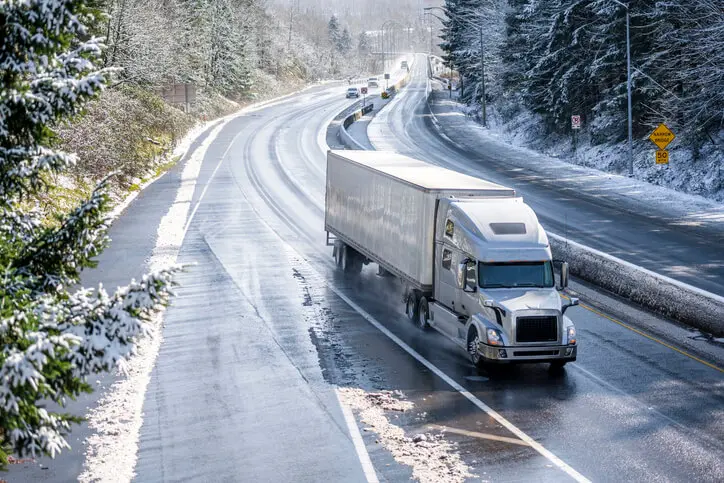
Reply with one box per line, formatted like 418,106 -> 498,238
457,258 -> 477,319
435,244 -> 457,312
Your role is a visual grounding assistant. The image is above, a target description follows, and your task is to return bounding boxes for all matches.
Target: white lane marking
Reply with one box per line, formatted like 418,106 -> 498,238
336,388 -> 380,483
324,283 -> 591,483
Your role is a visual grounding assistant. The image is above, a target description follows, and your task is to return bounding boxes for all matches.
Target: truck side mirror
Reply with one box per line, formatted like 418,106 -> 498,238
562,297 -> 579,314
560,262 -> 569,289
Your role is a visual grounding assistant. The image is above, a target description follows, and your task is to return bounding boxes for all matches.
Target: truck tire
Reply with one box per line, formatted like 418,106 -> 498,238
342,245 -> 362,274
405,290 -> 420,322
416,297 -> 430,330
467,327 -> 486,371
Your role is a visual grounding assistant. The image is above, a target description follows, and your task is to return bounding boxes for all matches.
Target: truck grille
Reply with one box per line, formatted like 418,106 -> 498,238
516,316 -> 558,343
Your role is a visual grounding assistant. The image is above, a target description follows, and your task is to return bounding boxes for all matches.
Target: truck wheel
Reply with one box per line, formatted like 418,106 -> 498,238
467,327 -> 486,370
342,245 -> 362,274
416,297 -> 430,330
405,291 -> 419,321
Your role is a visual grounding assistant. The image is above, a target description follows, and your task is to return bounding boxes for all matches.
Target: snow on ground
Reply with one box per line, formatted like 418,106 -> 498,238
78,118 -> 228,483
479,103 -> 723,202
428,84 -> 724,228
337,388 -> 476,483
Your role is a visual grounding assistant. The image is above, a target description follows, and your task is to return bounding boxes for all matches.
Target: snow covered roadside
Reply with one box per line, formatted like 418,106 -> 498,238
76,83 -> 325,483
337,388 -> 476,483
426,85 -> 724,229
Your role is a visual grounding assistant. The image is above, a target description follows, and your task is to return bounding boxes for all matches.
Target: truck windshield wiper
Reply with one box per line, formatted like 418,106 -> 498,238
483,284 -> 514,288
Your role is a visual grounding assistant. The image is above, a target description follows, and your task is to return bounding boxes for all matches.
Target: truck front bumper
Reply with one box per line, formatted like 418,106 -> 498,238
478,343 -> 577,364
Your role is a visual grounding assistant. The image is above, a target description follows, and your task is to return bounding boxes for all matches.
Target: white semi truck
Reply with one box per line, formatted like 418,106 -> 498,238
325,150 -> 579,369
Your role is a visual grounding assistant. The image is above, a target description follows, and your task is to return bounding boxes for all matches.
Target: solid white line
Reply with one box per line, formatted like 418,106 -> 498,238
325,283 -> 591,483
336,388 -> 380,483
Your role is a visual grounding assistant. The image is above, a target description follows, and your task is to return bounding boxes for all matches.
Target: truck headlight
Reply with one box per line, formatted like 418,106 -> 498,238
567,326 -> 577,345
486,328 -> 503,346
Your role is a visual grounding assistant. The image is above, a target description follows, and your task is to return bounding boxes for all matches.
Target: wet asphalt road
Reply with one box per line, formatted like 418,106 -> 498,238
8,73 -> 723,482
369,55 -> 724,297
121,77 -> 721,481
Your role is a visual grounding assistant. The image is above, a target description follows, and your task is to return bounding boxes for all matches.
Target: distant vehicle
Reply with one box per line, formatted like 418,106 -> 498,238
325,150 -> 579,370
346,87 -> 360,98
367,77 -> 379,88
401,60 -> 408,70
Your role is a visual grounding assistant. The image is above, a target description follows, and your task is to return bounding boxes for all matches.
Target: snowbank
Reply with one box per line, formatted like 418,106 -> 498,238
549,234 -> 724,336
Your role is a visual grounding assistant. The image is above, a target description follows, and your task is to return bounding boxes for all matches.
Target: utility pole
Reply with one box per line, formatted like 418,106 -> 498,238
625,6 -> 633,176
480,25 -> 486,127
609,0 -> 634,176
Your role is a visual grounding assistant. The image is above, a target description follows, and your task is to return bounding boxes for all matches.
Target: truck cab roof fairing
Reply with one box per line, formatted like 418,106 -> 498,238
447,200 -> 551,262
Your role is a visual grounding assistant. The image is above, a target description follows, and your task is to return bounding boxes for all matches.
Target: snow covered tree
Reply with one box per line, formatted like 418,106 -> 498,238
0,0 -> 179,468
328,14 -> 343,51
340,27 -> 353,54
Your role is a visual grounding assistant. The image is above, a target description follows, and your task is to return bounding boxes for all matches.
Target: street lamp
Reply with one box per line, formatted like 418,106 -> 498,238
425,6 -> 487,126
609,0 -> 634,176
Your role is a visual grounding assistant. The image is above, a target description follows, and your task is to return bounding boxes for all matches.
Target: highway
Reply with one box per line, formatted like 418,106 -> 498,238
9,62 -> 723,482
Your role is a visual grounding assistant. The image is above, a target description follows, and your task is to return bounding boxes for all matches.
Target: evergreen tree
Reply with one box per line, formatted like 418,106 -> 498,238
340,27 -> 353,54
0,0 -> 178,467
328,14 -> 343,51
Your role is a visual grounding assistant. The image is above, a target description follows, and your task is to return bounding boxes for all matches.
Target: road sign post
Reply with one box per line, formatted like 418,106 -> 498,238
361,86 -> 368,106
384,73 -> 390,90
571,115 -> 581,130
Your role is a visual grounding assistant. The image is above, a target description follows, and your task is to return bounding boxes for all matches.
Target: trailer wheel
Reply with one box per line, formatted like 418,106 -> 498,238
467,327 -> 486,371
342,245 -> 362,274
405,291 -> 420,321
416,297 -> 430,330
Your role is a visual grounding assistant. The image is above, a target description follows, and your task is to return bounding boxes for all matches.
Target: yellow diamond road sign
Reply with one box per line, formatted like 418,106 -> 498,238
649,123 -> 675,150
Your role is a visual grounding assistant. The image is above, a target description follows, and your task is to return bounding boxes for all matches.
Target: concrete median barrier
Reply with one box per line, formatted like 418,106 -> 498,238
339,103 -> 374,150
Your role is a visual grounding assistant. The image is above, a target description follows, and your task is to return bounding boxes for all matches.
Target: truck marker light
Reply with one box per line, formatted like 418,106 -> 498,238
565,348 -> 574,357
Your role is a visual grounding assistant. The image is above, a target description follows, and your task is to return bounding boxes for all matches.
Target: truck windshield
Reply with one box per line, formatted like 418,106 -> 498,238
478,261 -> 554,289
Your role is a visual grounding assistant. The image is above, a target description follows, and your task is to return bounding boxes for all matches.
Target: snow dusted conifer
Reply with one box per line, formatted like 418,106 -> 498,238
0,0 -> 179,468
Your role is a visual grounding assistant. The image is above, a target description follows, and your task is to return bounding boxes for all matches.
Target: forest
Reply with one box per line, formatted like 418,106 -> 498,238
438,0 -> 722,197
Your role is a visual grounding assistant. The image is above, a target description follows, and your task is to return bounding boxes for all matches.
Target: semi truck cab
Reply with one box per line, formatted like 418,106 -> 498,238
416,197 -> 578,368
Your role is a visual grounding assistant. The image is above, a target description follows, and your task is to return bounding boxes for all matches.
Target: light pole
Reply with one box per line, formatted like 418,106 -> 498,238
425,6 -> 486,126
610,0 -> 633,176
